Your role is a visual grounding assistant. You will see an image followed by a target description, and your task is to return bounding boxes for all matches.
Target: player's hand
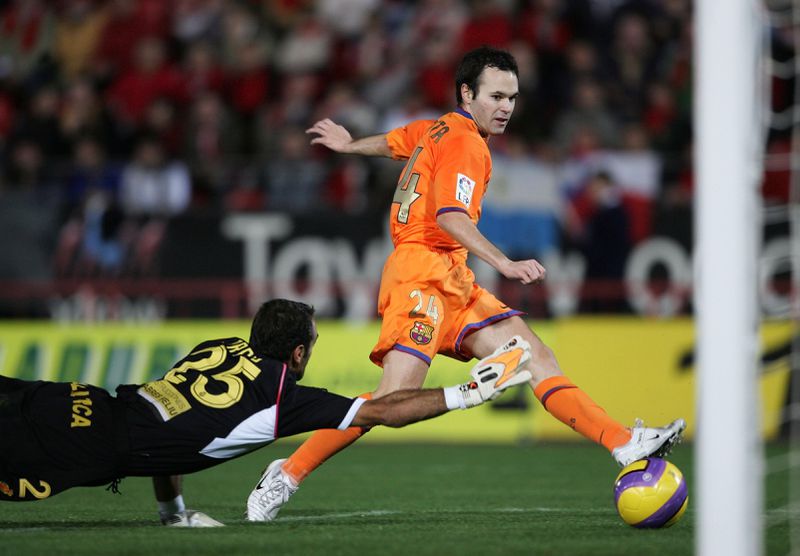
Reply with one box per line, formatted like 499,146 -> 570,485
470,336 -> 533,402
306,118 -> 354,153
161,510 -> 225,527
498,258 -> 546,285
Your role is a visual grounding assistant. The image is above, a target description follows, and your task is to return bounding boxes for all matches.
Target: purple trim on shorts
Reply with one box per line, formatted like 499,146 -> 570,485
454,310 -> 524,357
635,479 -> 688,528
392,344 -> 432,366
436,207 -> 469,217
539,385 -> 577,410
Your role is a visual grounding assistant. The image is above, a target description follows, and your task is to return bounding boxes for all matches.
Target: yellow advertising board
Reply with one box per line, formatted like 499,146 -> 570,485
0,319 -> 791,443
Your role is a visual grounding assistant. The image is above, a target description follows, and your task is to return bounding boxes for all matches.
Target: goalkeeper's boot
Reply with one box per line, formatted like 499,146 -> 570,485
246,458 -> 298,522
162,510 -> 224,527
612,418 -> 687,467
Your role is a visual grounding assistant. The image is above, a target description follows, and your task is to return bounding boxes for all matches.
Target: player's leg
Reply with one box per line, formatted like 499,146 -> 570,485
247,247 -> 448,521
246,350 -> 428,521
463,316 -> 630,449
461,316 -> 684,464
0,379 -> 85,502
279,247 -> 446,486
281,350 -> 429,484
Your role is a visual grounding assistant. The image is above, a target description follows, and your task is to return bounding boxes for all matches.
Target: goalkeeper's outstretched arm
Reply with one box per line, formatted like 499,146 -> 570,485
352,389 -> 448,428
352,342 -> 533,428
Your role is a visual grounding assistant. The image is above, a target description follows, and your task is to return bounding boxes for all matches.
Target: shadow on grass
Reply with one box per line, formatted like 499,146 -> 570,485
0,519 -> 157,530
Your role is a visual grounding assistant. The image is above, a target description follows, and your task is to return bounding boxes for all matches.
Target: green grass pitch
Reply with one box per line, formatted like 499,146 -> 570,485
0,443 -> 790,556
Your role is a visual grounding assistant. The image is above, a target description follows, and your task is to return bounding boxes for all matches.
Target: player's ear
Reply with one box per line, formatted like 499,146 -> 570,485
291,344 -> 305,367
461,83 -> 473,103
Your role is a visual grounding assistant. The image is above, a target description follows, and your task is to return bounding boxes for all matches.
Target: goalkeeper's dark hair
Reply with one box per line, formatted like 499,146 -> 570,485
249,299 -> 315,361
455,46 -> 518,106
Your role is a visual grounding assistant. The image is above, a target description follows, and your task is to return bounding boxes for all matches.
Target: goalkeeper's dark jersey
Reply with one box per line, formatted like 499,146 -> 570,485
0,338 -> 362,501
116,337 -> 363,476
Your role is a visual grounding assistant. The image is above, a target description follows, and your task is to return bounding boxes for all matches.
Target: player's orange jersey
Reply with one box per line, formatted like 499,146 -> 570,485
385,109 -> 492,258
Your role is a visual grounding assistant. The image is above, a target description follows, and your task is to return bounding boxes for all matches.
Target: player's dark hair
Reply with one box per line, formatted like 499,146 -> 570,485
455,46 -> 518,106
249,299 -> 315,361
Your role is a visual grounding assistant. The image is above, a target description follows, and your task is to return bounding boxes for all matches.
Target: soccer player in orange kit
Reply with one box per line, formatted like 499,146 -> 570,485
246,46 -> 685,522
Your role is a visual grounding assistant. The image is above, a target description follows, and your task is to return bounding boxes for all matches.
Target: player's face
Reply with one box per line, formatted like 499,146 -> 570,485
293,320 -> 318,381
463,67 -> 518,136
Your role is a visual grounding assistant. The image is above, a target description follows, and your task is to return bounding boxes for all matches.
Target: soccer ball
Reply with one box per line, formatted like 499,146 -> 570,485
614,457 -> 688,528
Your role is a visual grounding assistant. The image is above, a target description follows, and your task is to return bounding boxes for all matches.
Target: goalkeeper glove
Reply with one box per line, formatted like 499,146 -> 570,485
161,510 -> 225,527
445,335 -> 532,409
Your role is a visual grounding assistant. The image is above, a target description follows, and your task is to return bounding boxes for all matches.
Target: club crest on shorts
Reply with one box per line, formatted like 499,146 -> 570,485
0,480 -> 13,497
410,321 -> 434,345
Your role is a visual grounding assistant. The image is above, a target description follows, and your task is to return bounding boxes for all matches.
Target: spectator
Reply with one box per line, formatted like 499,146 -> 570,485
313,83 -> 378,138
120,135 -> 191,218
172,0 -> 224,44
60,78 -> 120,154
642,81 -> 678,148
227,40 -> 269,148
106,36 -> 183,126
64,135 -> 121,215
567,171 -> 631,313
460,0 -> 513,52
605,12 -> 662,120
0,0 -> 57,84
597,123 -> 661,243
92,0 -> 170,81
53,0 -> 108,80
480,136 -> 564,260
183,91 -> 240,198
118,136 -> 192,275
274,11 -> 331,75
317,0 -> 380,39
516,0 -> 573,54
219,2 -> 271,67
554,78 -> 618,154
180,40 -> 227,100
255,72 -> 317,154
262,128 -> 325,214
0,139 -> 59,284
416,35 -> 456,110
141,97 -> 183,157
13,84 -> 68,158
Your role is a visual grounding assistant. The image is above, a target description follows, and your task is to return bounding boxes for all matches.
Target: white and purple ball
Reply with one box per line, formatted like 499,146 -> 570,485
614,457 -> 688,528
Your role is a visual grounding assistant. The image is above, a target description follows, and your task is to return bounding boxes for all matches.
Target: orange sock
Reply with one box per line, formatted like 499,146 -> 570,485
282,392 -> 372,484
533,376 -> 631,452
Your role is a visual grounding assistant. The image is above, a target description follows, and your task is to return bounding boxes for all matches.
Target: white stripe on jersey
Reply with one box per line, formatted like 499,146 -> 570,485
200,405 -> 277,459
337,397 -> 366,430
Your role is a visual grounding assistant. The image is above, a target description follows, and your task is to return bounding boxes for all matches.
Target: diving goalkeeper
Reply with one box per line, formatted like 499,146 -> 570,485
0,298 -> 532,527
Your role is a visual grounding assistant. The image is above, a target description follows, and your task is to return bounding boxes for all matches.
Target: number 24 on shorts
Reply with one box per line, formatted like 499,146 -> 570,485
409,289 -> 440,325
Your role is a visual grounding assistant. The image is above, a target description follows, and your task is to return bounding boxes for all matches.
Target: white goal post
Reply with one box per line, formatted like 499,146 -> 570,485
695,1 -> 765,555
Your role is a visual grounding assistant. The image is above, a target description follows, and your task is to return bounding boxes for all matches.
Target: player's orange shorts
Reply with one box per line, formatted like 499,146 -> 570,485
370,244 -> 523,367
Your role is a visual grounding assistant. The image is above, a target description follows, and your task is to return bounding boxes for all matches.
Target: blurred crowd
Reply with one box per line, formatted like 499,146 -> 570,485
0,0 -> 793,285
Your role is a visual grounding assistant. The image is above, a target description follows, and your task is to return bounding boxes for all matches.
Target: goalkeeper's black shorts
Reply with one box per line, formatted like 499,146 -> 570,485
0,375 -> 123,501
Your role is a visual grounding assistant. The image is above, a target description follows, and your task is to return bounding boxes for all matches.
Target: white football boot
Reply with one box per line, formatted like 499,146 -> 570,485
162,510 -> 224,527
612,418 -> 687,467
246,458 -> 298,522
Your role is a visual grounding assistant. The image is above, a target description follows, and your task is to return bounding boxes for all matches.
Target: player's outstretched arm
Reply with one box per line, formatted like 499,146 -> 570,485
306,118 -> 392,157
352,339 -> 532,428
437,211 -> 546,284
